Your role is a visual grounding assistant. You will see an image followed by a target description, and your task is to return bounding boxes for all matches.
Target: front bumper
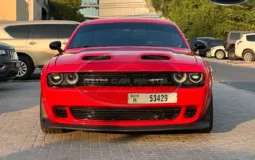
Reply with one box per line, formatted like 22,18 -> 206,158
0,59 -> 19,81
41,84 -> 212,129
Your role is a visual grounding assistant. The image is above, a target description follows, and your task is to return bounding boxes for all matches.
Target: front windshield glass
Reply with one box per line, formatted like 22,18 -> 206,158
68,22 -> 188,49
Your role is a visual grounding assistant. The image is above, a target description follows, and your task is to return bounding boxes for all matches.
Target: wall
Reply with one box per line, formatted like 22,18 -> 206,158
0,0 -> 17,21
16,0 -> 29,21
99,0 -> 150,18
33,0 -> 42,20
0,0 -> 47,21
25,0 -> 42,20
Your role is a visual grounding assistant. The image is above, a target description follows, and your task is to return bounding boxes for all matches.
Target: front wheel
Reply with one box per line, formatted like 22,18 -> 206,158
243,50 -> 255,62
205,50 -> 211,58
215,50 -> 225,59
15,55 -> 34,80
228,49 -> 238,60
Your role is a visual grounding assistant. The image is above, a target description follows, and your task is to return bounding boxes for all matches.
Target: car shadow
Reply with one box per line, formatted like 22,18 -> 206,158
0,81 -> 40,114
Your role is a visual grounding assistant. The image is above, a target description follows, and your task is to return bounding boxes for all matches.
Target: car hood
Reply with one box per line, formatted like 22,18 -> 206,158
55,47 -> 197,66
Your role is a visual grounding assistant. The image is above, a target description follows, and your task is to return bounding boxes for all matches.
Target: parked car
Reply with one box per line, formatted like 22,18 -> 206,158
40,18 -> 213,134
235,33 -> 255,62
210,45 -> 227,59
189,37 -> 215,50
199,39 -> 223,58
0,42 -> 19,81
0,20 -> 80,80
223,31 -> 254,60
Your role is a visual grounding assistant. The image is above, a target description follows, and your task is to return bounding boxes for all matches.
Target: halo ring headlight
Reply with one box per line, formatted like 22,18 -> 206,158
64,73 -> 79,85
173,73 -> 187,83
189,73 -> 203,83
48,73 -> 64,85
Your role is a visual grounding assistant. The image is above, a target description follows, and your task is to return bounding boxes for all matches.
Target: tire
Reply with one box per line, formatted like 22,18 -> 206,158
242,50 -> 255,62
215,50 -> 225,59
198,96 -> 213,133
40,97 -> 64,134
228,49 -> 238,60
205,50 -> 211,58
15,55 -> 34,80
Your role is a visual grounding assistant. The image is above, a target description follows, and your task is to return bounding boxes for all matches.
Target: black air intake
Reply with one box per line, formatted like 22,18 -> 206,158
141,55 -> 170,60
82,55 -> 111,60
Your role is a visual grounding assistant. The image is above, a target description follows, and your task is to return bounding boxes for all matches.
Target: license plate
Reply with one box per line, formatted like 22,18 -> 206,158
128,93 -> 177,104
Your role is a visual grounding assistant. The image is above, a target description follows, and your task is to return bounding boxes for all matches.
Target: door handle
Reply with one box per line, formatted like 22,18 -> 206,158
29,41 -> 37,45
63,41 -> 67,45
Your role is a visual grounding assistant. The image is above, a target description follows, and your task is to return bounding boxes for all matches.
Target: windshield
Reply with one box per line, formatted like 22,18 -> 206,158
68,22 -> 188,49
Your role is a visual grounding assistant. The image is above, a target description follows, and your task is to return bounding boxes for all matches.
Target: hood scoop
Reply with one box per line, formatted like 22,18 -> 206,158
141,55 -> 170,60
82,55 -> 111,60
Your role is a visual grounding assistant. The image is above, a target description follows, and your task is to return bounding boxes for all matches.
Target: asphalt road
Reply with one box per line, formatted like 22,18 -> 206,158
206,60 -> 255,94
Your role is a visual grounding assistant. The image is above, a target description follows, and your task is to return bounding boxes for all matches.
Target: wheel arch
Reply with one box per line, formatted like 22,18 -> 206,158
228,44 -> 235,50
242,48 -> 254,57
17,52 -> 35,69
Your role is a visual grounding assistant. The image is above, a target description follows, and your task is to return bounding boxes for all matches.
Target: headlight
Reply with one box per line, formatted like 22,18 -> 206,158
173,73 -> 187,83
13,52 -> 18,59
0,49 -> 6,55
48,73 -> 64,85
189,73 -> 203,83
64,73 -> 79,85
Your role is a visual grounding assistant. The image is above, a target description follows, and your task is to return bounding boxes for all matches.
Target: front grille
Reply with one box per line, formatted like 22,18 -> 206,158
76,72 -> 201,87
185,107 -> 197,118
70,107 -> 181,120
6,50 -> 18,60
54,107 -> 67,118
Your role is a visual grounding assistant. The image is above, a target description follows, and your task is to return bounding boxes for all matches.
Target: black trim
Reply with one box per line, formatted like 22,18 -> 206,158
41,117 -> 210,132
0,59 -> 19,81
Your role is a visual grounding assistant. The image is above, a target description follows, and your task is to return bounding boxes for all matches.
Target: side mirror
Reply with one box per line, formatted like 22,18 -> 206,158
191,40 -> 207,52
49,41 -> 63,53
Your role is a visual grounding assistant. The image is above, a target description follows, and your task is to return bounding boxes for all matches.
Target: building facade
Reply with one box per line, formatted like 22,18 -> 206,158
80,0 -> 99,20
79,0 -> 159,19
0,0 -> 49,21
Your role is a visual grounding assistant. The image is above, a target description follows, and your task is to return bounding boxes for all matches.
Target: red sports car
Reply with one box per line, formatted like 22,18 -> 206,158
40,18 -> 213,133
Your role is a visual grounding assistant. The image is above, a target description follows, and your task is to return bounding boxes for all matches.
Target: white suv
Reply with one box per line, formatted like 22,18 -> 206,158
0,20 -> 79,79
235,33 -> 255,62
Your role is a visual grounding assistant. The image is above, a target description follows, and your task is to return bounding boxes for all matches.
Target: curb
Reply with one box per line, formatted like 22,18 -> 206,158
227,60 -> 255,65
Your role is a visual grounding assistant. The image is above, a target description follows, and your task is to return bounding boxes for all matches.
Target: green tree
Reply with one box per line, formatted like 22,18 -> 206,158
152,0 -> 255,39
49,0 -> 85,22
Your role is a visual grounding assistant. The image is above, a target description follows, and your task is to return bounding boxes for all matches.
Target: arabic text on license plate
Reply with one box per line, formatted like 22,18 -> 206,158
128,93 -> 177,104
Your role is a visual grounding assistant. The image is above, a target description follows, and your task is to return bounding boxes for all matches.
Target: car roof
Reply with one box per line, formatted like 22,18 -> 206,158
80,18 -> 176,26
229,31 -> 255,34
243,33 -> 255,36
197,37 -> 215,39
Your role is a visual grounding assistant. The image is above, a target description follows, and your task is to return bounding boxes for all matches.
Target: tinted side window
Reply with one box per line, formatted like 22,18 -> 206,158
58,24 -> 78,38
209,40 -> 223,46
246,35 -> 255,41
5,25 -> 29,39
29,24 -> 59,39
229,33 -> 241,40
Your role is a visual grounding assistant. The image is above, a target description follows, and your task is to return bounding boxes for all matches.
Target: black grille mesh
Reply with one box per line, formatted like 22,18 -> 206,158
70,107 -> 181,120
75,72 -> 204,87
185,107 -> 197,118
54,108 -> 67,118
